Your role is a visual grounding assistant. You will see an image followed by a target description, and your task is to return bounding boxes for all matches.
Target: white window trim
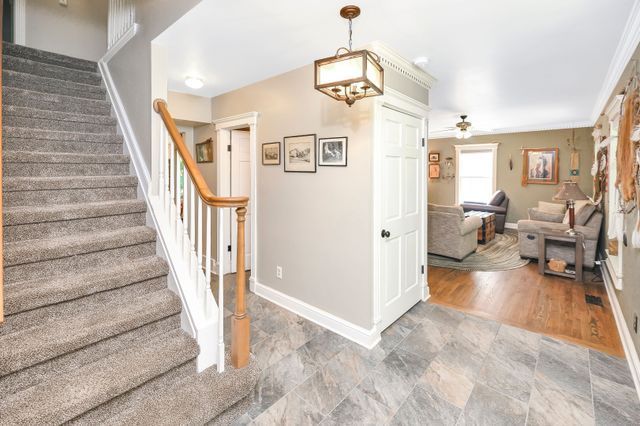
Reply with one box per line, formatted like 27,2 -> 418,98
454,143 -> 499,205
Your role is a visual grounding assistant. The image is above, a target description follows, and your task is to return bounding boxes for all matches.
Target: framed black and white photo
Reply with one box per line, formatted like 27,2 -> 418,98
284,134 -> 316,173
262,142 -> 281,165
318,137 -> 348,167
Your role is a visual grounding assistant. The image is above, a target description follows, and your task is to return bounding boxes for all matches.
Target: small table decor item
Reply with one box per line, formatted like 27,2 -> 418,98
318,137 -> 347,166
553,180 -> 588,235
262,142 -> 281,165
522,148 -> 559,185
195,138 -> 213,163
284,134 -> 316,173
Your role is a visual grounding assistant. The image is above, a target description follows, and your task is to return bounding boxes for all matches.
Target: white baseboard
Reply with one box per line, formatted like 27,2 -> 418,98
505,222 -> 518,230
600,263 -> 640,401
253,281 -> 381,349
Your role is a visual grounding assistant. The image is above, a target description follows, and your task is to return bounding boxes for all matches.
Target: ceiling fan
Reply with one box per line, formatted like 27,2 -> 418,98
430,114 -> 491,139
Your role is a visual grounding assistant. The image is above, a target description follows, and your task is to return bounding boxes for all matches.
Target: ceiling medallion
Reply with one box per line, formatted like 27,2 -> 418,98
314,5 -> 384,107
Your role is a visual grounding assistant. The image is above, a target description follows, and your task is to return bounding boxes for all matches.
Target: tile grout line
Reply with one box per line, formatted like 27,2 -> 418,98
524,336 -> 543,425
587,349 -> 596,421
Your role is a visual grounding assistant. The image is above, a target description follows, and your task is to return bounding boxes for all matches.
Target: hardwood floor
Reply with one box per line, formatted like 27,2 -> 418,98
428,263 -> 624,357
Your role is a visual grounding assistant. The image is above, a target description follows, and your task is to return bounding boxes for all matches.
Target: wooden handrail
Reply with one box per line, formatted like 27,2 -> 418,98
153,99 -> 248,208
153,98 -> 250,369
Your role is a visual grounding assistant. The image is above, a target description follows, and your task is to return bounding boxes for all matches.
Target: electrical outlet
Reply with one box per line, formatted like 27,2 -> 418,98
634,314 -> 638,334
276,266 -> 283,280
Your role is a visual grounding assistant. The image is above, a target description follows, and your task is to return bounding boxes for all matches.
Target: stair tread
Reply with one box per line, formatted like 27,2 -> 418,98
2,87 -> 112,115
4,105 -> 117,125
4,256 -> 168,316
3,126 -> 123,143
3,225 -> 156,267
3,54 -> 102,86
3,175 -> 137,191
3,151 -> 129,164
0,328 -> 197,425
3,69 -> 106,96
3,199 -> 146,225
3,41 -> 98,72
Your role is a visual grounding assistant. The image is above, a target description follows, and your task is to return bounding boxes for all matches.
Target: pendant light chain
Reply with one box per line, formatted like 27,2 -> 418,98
348,18 -> 353,51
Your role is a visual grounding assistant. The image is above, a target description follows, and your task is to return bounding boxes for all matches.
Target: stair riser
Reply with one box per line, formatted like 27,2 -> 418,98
4,241 -> 156,283
4,116 -> 117,133
3,42 -> 98,73
3,89 -> 111,116
3,55 -> 103,86
4,138 -> 122,154
0,313 -> 179,395
3,70 -> 106,100
4,212 -> 146,243
3,186 -> 137,207
3,162 -> 130,177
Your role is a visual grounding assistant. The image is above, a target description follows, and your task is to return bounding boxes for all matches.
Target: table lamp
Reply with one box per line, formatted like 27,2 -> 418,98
553,181 -> 588,235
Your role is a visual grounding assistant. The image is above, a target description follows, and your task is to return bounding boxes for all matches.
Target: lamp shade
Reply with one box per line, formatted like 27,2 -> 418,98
552,181 -> 588,201
314,50 -> 384,104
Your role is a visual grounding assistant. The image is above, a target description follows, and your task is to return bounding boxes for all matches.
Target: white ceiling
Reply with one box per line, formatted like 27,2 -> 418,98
155,0 -> 636,136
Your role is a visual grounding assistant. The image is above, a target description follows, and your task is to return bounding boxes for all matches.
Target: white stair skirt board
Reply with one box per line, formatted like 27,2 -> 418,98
253,281 -> 381,349
99,59 -> 220,372
101,23 -> 139,64
601,263 -> 640,402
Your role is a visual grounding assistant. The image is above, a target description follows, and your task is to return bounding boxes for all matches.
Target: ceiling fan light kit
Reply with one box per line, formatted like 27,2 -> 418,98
314,5 -> 384,106
455,114 -> 473,139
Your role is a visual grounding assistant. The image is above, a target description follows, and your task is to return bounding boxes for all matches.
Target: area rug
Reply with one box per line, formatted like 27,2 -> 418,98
428,229 -> 530,271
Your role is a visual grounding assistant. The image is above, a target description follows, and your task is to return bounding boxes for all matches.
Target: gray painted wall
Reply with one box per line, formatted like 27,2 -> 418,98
107,0 -> 202,170
211,64 -> 376,329
427,128 -> 594,223
25,0 -> 108,61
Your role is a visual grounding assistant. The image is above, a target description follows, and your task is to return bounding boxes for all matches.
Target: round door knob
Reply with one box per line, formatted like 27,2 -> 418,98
381,229 -> 391,238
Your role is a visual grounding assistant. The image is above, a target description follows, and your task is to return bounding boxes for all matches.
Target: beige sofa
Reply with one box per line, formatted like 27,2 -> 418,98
517,208 -> 603,268
428,204 -> 482,260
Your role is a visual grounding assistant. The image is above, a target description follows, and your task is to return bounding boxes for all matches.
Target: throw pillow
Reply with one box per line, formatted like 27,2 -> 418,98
575,203 -> 596,226
488,191 -> 505,206
528,208 -> 565,223
538,201 -> 566,214
562,200 -> 592,224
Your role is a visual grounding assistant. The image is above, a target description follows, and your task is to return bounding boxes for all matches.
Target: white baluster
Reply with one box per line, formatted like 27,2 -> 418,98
169,144 -> 176,240
157,122 -> 165,200
218,208 -> 225,372
206,205 -> 212,316
190,183 -> 197,280
183,174 -> 191,262
197,199 -> 204,297
175,155 -> 182,245
163,130 -> 170,218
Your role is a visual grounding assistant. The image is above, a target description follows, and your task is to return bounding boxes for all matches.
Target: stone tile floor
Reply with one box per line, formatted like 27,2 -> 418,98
222,290 -> 640,425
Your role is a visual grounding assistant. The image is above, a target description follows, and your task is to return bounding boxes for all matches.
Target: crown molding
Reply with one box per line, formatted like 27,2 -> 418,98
366,41 -> 437,90
428,120 -> 592,139
590,0 -> 640,123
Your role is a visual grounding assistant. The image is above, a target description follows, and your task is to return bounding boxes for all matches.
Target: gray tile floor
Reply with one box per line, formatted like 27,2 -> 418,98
221,288 -> 640,425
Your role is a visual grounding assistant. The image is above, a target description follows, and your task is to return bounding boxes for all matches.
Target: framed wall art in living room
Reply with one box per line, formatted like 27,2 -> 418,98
522,148 -> 559,185
284,134 -> 316,173
195,138 -> 214,163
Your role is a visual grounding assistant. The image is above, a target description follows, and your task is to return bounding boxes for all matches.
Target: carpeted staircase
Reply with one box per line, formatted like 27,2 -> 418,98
0,42 -> 258,424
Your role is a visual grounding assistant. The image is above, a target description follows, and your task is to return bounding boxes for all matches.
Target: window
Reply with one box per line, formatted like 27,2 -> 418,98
454,144 -> 499,205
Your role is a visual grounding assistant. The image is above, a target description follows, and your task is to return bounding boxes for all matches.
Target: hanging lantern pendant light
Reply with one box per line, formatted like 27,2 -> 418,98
314,5 -> 384,107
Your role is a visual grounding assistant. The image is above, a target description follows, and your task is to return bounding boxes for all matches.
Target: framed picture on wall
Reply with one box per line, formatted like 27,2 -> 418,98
429,163 -> 441,179
318,137 -> 348,166
262,142 -> 281,165
284,134 -> 316,173
429,152 -> 440,162
195,138 -> 214,163
522,148 -> 559,185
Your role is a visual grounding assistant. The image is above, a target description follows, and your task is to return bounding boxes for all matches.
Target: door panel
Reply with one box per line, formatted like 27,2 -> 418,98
379,107 -> 423,331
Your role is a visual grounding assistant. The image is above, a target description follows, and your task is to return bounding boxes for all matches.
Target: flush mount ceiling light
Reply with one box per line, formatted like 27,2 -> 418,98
314,5 -> 384,107
455,115 -> 473,139
185,76 -> 204,89
413,56 -> 430,68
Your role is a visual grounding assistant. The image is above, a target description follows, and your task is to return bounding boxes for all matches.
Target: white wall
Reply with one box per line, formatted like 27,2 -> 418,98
25,0 -> 108,61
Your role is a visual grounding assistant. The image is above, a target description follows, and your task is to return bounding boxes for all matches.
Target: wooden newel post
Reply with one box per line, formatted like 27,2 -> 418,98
231,206 -> 250,368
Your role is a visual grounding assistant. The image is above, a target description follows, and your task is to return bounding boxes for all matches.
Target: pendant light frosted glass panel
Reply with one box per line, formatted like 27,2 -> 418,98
315,50 -> 384,102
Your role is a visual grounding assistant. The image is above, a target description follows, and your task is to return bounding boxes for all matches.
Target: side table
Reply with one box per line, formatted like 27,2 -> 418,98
537,229 -> 584,282
464,211 -> 496,244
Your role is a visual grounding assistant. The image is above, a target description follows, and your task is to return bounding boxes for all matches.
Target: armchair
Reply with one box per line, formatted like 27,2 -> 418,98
461,190 -> 510,233
428,204 -> 482,260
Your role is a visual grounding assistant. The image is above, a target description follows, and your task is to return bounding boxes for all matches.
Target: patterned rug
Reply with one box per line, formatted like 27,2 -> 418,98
428,229 -> 530,271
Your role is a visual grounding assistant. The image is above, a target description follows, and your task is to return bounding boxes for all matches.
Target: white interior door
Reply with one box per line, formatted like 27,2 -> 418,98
229,129 -> 251,273
379,106 -> 423,331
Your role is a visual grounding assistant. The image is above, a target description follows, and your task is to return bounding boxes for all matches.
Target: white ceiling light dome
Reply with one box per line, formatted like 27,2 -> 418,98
185,76 -> 204,89
413,56 -> 430,68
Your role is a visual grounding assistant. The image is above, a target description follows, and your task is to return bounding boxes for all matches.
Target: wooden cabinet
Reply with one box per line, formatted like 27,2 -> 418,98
465,211 -> 496,244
